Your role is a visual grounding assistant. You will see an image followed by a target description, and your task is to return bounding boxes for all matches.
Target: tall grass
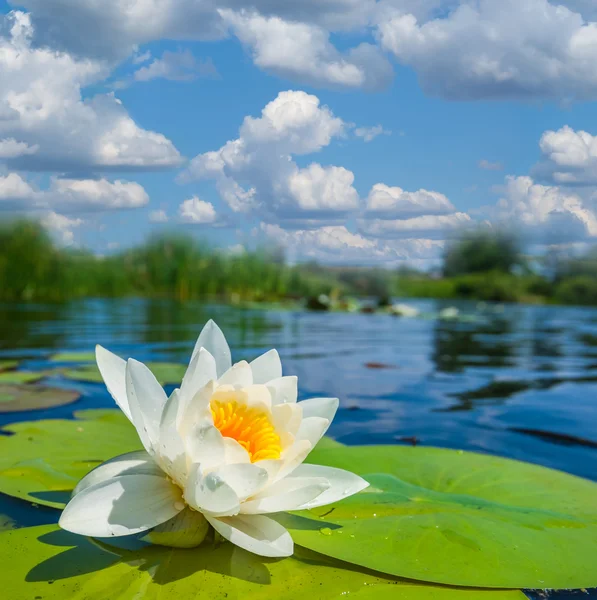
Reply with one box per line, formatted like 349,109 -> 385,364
0,220 -> 336,303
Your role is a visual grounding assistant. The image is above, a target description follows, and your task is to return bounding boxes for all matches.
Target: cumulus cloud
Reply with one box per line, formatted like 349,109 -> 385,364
262,222 -> 445,265
0,138 -> 39,159
134,50 -> 218,82
359,212 -> 471,240
354,125 -> 392,142
376,0 -> 597,101
10,0 -> 382,89
0,12 -> 182,171
365,183 -> 455,219
0,173 -> 149,212
535,126 -> 597,185
178,196 -> 218,224
41,211 -> 83,245
221,10 -> 392,90
493,175 -> 597,244
180,90 -> 359,226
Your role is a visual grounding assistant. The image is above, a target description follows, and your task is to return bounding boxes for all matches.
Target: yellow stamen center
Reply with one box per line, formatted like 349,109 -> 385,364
210,398 -> 281,462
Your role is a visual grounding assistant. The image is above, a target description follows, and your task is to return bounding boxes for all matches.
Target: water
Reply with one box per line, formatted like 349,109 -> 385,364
1,298 -> 596,598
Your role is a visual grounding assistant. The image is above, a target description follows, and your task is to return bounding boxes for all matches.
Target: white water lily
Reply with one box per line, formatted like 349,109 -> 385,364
59,320 -> 368,557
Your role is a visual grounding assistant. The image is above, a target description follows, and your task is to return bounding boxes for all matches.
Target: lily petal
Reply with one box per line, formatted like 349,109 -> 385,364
125,359 -> 168,454
250,349 -> 282,384
59,474 -> 182,537
213,463 -> 268,501
299,397 -> 339,422
157,389 -> 187,483
73,450 -> 160,496
288,464 -> 370,509
241,476 -> 329,514
178,347 -> 217,423
186,466 -> 240,517
180,381 -> 216,438
272,402 -> 302,439
192,320 -> 231,378
207,514 -> 293,558
294,416 -> 330,448
185,422 -> 225,469
218,360 -> 253,387
96,345 -> 131,421
268,376 -> 298,405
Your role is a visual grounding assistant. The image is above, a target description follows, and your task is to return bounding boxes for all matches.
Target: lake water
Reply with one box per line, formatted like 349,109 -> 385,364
1,298 -> 596,599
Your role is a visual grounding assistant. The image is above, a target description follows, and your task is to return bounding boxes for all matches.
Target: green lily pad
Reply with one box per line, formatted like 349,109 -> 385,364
0,524 -> 525,600
63,362 -> 187,386
0,385 -> 80,413
286,446 -> 597,589
50,352 -> 95,363
0,409 -> 344,509
0,371 -> 49,384
0,360 -> 19,372
0,410 -> 141,508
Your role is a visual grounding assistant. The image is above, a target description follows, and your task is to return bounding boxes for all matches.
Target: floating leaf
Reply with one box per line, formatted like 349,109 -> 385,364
284,446 -> 597,589
0,524 -> 525,600
0,385 -> 80,413
63,362 -> 187,385
0,360 -> 19,372
0,410 -> 140,508
50,352 -> 95,363
0,371 -> 49,384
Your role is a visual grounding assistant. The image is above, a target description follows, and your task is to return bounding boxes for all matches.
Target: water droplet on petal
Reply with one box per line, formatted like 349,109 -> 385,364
319,527 -> 333,536
174,501 -> 185,511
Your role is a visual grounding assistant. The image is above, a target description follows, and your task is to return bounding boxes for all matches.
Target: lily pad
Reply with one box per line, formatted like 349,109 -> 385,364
0,371 -> 49,384
0,410 -> 141,508
286,446 -> 597,589
50,352 -> 95,363
0,385 -> 80,413
0,360 -> 19,372
63,362 -> 187,386
0,524 -> 525,600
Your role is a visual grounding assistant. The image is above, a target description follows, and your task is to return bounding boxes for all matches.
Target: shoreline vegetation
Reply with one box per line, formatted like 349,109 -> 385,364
2,219 -> 597,309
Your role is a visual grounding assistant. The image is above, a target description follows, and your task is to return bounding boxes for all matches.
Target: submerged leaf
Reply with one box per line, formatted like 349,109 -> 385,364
0,371 -> 49,384
286,446 -> 597,589
0,524 -> 525,600
0,385 -> 80,413
50,352 -> 95,363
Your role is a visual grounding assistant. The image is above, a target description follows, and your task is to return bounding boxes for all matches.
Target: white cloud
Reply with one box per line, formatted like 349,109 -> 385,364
180,90 -> 358,226
478,159 -> 504,171
0,173 -> 149,212
535,125 -> 597,185
365,183 -> 455,218
0,12 -> 182,171
41,211 -> 83,245
132,50 -> 152,65
149,209 -> 169,223
12,1 -> 382,89
221,10 -> 392,90
360,212 -> 472,240
376,0 -> 597,101
354,125 -> 392,142
262,222 -> 445,265
0,138 -> 39,159
134,50 -> 218,82
492,175 -> 597,243
178,196 -> 218,224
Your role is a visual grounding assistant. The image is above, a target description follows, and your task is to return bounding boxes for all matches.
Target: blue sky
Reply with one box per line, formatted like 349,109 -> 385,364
2,0 -> 597,266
